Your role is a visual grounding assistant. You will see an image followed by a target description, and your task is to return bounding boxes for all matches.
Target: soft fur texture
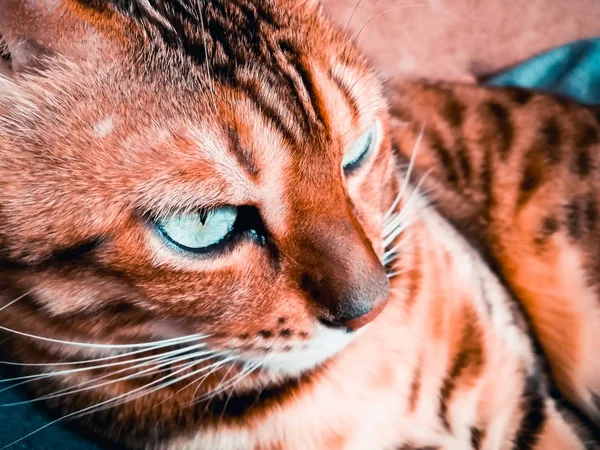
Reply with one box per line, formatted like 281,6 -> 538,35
388,80 -> 600,428
0,1 -> 598,449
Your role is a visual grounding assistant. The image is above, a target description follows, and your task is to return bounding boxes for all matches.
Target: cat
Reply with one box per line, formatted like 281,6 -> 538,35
0,0 -> 598,449
386,80 -> 600,428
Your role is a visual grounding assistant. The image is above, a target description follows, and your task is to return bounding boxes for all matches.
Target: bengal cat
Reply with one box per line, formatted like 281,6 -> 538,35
386,80 -> 600,429
0,0 -> 598,449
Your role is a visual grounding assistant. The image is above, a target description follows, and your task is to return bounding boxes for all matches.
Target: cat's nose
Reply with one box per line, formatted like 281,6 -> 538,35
288,187 -> 390,331
297,233 -> 390,332
318,290 -> 389,331
313,265 -> 390,331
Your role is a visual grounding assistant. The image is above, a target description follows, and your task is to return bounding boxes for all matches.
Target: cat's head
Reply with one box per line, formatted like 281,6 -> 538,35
0,0 -> 397,393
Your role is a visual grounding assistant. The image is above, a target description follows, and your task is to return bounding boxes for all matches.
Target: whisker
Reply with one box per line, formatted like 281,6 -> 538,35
202,360 -> 261,403
190,356 -> 239,405
383,126 -> 425,222
343,0 -> 364,35
2,351 -> 225,408
72,355 -> 237,420
0,361 -> 195,450
342,3 -> 473,52
0,325 -> 207,349
0,290 -> 34,313
212,362 -> 261,425
189,358 -> 232,402
148,354 -> 234,412
0,341 -> 210,385
386,270 -> 408,279
383,168 -> 432,243
0,347 -> 220,404
383,239 -> 411,258
0,336 -> 207,368
383,221 -> 410,248
0,355 -> 235,450
383,245 -> 410,266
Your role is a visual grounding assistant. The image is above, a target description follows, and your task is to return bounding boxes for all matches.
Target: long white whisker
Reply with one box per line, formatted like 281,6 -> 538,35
0,350 -> 224,407
144,354 -> 232,416
0,344 -> 216,398
383,220 -> 414,254
0,325 -> 207,349
386,270 -> 408,279
71,355 -> 237,420
0,341 -> 210,385
383,243 -> 411,266
189,358 -> 234,402
383,220 -> 410,248
383,126 -> 425,221
149,354 -> 233,412
384,239 -> 411,258
200,360 -> 260,403
196,357 -> 238,401
212,362 -> 261,427
383,168 -> 432,242
0,355 -> 235,450
0,291 -> 33,313
0,336 -> 206,368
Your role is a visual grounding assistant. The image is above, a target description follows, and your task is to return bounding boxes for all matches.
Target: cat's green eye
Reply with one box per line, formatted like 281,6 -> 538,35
342,123 -> 378,172
154,207 -> 238,252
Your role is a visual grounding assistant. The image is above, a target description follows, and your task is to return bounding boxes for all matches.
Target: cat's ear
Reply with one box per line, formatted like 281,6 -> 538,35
0,0 -> 102,75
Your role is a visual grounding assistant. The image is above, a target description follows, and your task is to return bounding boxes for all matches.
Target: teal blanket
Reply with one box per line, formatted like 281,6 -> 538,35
1,37 -> 599,449
488,38 -> 600,105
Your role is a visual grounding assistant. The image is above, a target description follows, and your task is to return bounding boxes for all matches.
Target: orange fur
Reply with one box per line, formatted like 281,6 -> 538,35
0,1 -> 597,449
388,79 -> 600,426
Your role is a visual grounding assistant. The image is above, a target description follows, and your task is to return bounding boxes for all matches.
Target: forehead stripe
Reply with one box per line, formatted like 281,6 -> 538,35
226,125 -> 260,178
87,0 -> 334,144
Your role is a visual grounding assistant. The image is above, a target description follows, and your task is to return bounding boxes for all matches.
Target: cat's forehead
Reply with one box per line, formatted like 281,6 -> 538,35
1,0 -> 384,193
112,0 -> 365,91
78,0 -> 376,132
100,0 -> 337,68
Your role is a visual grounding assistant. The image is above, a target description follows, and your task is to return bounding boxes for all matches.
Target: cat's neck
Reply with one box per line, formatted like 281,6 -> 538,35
392,197 -> 532,359
164,198 -> 587,450
173,201 -> 531,449
380,198 -> 586,450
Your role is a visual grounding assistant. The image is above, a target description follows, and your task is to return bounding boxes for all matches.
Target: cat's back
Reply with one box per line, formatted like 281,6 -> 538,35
387,79 -> 600,426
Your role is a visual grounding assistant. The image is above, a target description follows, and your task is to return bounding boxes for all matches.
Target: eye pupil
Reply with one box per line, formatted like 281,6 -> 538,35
199,209 -> 209,225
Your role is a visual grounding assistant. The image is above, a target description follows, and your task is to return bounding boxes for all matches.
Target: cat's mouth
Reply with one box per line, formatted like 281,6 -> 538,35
235,325 -> 361,377
149,317 -> 362,379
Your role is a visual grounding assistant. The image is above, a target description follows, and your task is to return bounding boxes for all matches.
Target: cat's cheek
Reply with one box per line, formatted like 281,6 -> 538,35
13,268 -> 139,317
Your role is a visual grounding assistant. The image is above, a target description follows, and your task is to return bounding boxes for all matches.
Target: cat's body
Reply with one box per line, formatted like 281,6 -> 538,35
387,81 -> 600,427
0,1 -> 598,449
162,198 -> 598,450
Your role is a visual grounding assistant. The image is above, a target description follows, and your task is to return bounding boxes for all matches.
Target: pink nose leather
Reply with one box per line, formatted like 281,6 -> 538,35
337,296 -> 389,331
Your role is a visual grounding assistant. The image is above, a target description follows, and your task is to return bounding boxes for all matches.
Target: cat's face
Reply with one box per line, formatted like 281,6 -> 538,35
0,0 -> 395,386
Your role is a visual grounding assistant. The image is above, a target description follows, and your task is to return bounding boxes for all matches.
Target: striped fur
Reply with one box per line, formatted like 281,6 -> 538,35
387,80 -> 600,429
0,0 -> 597,449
